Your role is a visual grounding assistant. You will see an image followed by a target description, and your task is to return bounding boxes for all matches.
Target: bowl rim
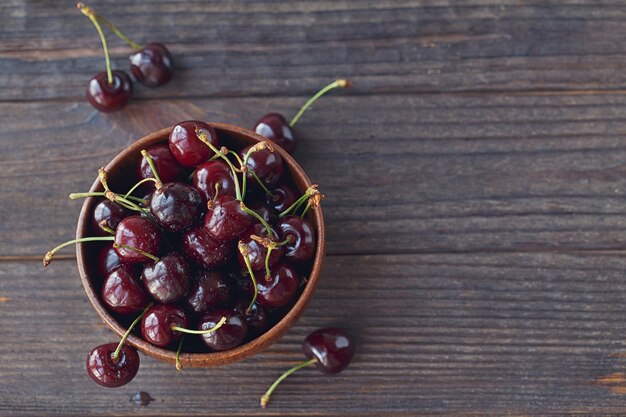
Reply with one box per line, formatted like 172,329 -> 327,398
75,122 -> 325,367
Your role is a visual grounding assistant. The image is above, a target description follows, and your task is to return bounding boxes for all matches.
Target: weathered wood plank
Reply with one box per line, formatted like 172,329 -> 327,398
2,253 -> 626,415
4,94 -> 626,257
4,1 -> 626,100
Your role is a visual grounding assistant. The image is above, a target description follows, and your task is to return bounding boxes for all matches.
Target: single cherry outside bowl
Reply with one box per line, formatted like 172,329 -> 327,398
75,123 -> 325,368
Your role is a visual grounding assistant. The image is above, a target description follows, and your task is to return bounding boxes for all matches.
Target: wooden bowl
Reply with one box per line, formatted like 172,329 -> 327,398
75,123 -> 325,368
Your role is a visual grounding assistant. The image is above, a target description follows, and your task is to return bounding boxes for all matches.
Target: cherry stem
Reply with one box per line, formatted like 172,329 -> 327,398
240,202 -> 276,238
99,220 -> 116,235
124,177 -> 159,199
69,191 -> 146,205
264,247 -> 273,279
112,303 -> 152,362
93,12 -> 142,51
278,185 -> 320,218
175,336 -> 184,371
140,150 -> 163,187
289,79 -> 352,127
196,131 -> 243,201
241,141 -> 273,199
260,358 -> 318,409
238,241 -> 258,314
170,316 -> 227,334
251,171 -> 274,198
98,167 -> 111,192
300,201 -> 311,218
77,3 -> 114,85
44,236 -> 114,267
113,243 -> 159,263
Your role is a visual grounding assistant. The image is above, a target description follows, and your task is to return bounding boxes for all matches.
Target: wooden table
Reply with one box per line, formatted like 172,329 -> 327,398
3,1 -> 626,415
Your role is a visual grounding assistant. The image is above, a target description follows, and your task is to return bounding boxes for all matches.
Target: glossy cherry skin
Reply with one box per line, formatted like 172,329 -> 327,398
114,216 -> 162,263
276,215 -> 316,263
149,182 -> 203,232
303,328 -> 355,374
129,43 -> 174,87
92,200 -> 130,235
198,309 -> 247,351
185,269 -> 231,315
101,265 -> 149,315
254,113 -> 296,154
236,223 -> 282,272
141,304 -> 188,347
266,184 -> 298,213
182,225 -> 232,269
204,196 -> 253,242
96,244 -> 123,277
233,299 -> 269,338
141,252 -> 190,303
138,144 -> 187,184
169,121 -> 218,167
86,343 -> 140,388
192,160 -> 236,204
86,70 -> 132,113
228,267 -> 252,295
254,263 -> 299,308
241,145 -> 284,188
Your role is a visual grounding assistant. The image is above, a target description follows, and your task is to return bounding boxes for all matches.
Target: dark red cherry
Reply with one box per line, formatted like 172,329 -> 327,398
169,121 -> 218,167
254,263 -> 299,308
241,145 -> 284,188
266,184 -> 298,213
129,43 -> 174,87
237,223 -> 282,272
204,196 -> 253,242
114,216 -> 161,263
185,270 -> 231,315
228,267 -> 252,295
96,244 -> 123,277
182,225 -> 232,269
246,200 -> 278,224
141,252 -> 190,303
197,309 -> 247,351
192,160 -> 236,204
86,70 -> 132,113
138,144 -> 186,184
233,299 -> 269,338
149,182 -> 203,232
102,265 -> 149,315
86,343 -> 140,388
277,215 -> 316,263
92,199 -> 130,235
254,113 -> 296,154
303,328 -> 355,374
141,304 -> 188,347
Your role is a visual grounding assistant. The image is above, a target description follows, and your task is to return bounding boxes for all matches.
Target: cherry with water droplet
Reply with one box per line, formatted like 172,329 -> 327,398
138,144 -> 186,184
182,225 -> 232,269
253,263 -> 299,308
197,309 -> 247,351
169,121 -> 218,167
185,269 -> 231,316
141,252 -> 190,303
204,196 -> 253,242
130,43 -> 174,87
149,182 -> 203,233
86,343 -> 140,388
141,304 -> 188,347
276,215 -> 316,263
102,265 -> 149,315
114,215 -> 162,263
192,160 -> 236,204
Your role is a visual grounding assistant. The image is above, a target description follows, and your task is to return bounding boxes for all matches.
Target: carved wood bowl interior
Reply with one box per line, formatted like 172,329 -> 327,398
75,123 -> 325,368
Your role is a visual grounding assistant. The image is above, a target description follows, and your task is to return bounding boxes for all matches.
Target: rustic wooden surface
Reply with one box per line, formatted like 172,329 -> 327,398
4,1 -> 626,415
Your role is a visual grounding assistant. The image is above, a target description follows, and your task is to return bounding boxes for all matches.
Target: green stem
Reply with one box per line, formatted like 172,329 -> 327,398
140,150 -> 163,187
264,247 -> 273,279
171,316 -> 227,334
239,241 -> 258,314
260,358 -> 318,408
279,193 -> 310,218
241,203 -> 276,238
251,171 -> 274,197
300,201 -> 312,218
77,3 -> 113,85
69,191 -> 146,205
112,303 -> 152,361
124,178 -> 159,199
196,131 -> 242,200
44,236 -> 114,267
113,243 -> 159,263
289,79 -> 351,127
99,221 -> 116,235
95,14 -> 142,51
175,336 -> 184,371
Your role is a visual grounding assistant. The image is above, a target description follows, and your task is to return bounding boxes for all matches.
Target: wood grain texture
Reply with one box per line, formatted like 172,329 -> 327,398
3,253 -> 626,416
4,1 -> 626,101
4,93 -> 626,257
